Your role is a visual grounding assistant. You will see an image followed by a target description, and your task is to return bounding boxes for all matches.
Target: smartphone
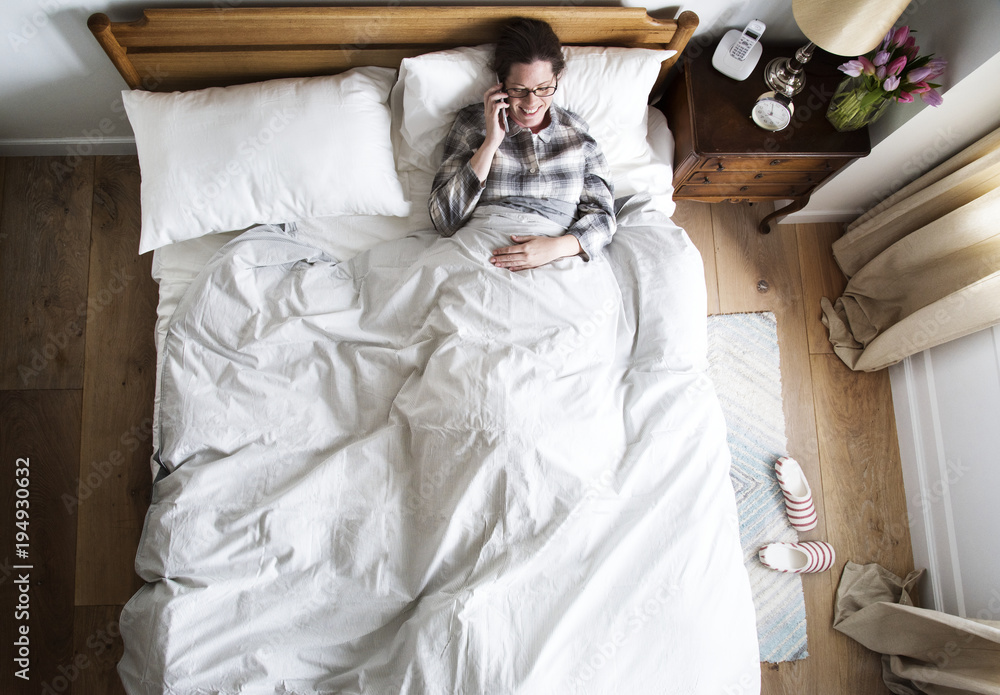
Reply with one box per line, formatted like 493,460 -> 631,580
496,73 -> 508,132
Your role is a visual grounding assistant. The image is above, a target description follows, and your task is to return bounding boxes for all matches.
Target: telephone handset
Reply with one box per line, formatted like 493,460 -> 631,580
496,73 -> 509,132
730,20 -> 765,60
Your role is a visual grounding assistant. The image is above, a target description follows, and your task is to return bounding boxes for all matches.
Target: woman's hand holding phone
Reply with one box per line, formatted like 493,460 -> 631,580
483,81 -> 508,149
470,81 -> 508,185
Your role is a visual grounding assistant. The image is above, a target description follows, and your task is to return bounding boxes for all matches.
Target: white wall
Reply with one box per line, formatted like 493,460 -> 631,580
890,325 -> 1000,619
4,0 -> 999,210
667,0 -> 801,42
0,0 -> 799,154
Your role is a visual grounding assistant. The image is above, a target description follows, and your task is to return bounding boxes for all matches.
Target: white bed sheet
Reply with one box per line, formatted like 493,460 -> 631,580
129,108 -> 762,693
126,187 -> 760,693
147,108 -> 675,462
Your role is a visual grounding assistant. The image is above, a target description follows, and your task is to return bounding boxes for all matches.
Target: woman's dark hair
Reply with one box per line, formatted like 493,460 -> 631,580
492,17 -> 566,82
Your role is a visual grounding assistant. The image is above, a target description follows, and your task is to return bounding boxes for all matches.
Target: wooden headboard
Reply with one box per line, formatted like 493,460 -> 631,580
88,6 -> 698,96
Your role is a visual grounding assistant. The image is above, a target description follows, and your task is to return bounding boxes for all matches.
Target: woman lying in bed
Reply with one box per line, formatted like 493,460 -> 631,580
428,17 -> 616,272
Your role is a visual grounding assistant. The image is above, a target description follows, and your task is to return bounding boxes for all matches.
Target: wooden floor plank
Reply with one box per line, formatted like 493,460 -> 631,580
811,353 -> 913,693
783,224 -> 863,694
671,200 -> 719,314
0,158 -> 94,391
0,390 -> 81,692
810,353 -> 913,574
75,157 -> 158,606
73,606 -> 127,695
711,203 -> 824,512
711,204 -> 852,692
796,223 -> 848,356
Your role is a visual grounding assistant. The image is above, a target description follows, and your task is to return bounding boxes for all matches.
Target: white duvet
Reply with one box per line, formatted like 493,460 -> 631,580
120,198 -> 760,694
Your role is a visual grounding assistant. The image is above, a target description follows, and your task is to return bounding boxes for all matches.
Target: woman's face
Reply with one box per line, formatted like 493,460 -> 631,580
504,60 -> 557,132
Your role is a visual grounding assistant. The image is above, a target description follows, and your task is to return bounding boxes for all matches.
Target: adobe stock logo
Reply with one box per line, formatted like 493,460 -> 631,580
760,82 -> 836,152
185,108 -> 297,215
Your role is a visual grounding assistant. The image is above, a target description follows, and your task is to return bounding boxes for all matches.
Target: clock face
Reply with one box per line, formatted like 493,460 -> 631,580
752,94 -> 793,131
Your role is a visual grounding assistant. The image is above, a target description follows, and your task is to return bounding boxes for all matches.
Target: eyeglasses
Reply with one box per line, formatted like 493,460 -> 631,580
503,83 -> 558,98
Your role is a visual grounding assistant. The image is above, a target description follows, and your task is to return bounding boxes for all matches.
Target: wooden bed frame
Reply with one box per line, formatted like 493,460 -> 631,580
88,6 -> 698,96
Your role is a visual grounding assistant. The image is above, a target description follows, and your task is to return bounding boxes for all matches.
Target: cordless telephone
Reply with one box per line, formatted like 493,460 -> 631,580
712,20 -> 766,81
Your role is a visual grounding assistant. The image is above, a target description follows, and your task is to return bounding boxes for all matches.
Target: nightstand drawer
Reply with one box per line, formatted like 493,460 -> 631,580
683,170 -> 823,186
697,156 -> 841,173
675,183 -> 815,199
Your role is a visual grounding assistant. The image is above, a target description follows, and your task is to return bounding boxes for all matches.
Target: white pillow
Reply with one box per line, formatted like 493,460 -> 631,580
395,45 -> 676,174
125,67 -> 411,254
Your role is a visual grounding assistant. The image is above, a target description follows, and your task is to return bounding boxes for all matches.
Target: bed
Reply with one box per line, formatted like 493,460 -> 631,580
89,6 -> 762,694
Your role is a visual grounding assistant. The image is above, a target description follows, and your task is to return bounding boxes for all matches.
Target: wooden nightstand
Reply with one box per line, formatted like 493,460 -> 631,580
661,44 -> 871,233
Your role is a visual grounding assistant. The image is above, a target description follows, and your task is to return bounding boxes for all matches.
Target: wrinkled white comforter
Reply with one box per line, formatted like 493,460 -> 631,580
119,200 -> 760,694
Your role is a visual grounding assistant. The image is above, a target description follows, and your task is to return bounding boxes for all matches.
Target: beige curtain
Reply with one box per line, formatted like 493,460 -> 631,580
834,562 -> 1000,694
821,126 -> 1000,371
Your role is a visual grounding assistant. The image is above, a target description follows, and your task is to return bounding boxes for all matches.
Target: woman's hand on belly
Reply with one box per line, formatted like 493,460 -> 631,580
490,234 -> 583,271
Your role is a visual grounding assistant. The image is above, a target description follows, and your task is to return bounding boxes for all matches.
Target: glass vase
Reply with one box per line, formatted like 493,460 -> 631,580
825,76 -> 893,132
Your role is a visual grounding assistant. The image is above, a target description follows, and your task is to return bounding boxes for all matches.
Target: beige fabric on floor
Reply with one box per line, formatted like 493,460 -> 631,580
833,562 -> 1000,695
821,126 -> 1000,371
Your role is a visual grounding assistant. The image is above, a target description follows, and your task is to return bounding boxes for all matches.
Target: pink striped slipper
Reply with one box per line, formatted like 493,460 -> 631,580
758,541 -> 836,573
775,456 -> 818,532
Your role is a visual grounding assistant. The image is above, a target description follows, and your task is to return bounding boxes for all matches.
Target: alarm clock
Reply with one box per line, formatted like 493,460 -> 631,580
751,91 -> 794,131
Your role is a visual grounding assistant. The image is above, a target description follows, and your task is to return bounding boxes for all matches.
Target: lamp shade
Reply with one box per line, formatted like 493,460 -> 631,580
792,0 -> 911,56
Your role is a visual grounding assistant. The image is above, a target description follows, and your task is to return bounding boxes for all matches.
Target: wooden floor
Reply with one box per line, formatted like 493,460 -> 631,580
0,156 -> 914,693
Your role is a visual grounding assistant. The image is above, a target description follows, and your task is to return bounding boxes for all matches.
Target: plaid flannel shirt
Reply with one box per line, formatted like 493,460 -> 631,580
428,104 -> 615,261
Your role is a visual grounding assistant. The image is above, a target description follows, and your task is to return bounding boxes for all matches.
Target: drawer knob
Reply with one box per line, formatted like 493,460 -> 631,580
702,176 -> 710,183
716,163 -> 725,171
769,160 -> 782,166
754,173 -> 764,179
739,186 -> 749,192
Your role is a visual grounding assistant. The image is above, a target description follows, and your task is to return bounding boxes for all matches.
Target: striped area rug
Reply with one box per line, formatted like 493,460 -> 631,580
706,311 -> 808,663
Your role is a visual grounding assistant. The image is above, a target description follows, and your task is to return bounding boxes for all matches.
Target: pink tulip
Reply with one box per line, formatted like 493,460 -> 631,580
880,29 -> 893,51
839,59 -> 865,77
924,58 -> 948,80
840,29 -> 947,110
887,56 -> 908,77
920,89 -> 943,106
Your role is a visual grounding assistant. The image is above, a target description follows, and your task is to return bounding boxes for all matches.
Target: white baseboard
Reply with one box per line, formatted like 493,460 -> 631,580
767,198 -> 861,226
0,137 -> 137,157
774,210 -> 857,225
889,352 -> 965,616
